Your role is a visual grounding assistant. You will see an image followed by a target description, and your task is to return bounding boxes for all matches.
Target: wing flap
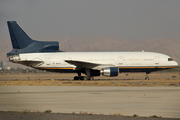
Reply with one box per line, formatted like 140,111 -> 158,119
65,60 -> 99,69
65,60 -> 115,70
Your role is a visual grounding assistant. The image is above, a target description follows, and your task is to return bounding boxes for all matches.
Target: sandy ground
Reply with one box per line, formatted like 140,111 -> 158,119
0,72 -> 179,86
0,72 -> 180,81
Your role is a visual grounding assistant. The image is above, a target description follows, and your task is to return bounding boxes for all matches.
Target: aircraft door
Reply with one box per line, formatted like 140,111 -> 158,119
155,56 -> 159,64
118,56 -> 123,65
46,57 -> 51,65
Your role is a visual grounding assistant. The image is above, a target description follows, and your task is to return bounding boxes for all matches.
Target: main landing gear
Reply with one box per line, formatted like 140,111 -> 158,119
74,76 -> 94,80
145,72 -> 151,80
73,72 -> 94,80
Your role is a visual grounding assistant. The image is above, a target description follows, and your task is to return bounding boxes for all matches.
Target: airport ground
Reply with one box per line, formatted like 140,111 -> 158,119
0,86 -> 180,119
0,72 -> 179,86
0,72 -> 180,119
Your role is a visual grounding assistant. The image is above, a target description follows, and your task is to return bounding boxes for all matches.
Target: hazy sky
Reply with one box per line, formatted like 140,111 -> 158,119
1,0 -> 180,40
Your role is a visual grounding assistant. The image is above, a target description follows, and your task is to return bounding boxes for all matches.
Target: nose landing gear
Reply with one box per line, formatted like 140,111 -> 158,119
145,72 -> 151,80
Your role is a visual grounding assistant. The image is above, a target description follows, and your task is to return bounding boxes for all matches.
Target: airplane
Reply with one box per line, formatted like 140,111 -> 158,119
6,21 -> 178,80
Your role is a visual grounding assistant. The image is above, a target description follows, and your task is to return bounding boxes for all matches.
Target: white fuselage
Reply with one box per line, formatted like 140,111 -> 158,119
16,52 -> 177,73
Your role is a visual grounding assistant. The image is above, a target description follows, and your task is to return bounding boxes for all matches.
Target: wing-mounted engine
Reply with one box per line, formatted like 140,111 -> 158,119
101,67 -> 119,77
65,60 -> 119,77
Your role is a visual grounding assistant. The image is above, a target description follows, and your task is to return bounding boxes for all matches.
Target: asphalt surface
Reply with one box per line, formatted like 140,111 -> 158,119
0,111 -> 178,120
0,86 -> 180,119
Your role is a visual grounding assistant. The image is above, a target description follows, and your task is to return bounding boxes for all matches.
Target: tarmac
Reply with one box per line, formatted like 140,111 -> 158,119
0,86 -> 180,118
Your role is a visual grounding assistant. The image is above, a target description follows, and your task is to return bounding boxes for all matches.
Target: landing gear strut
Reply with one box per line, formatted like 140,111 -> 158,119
74,72 -> 81,80
145,72 -> 151,80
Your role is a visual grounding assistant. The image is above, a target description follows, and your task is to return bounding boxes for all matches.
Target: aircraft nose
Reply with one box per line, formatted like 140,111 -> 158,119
172,61 -> 178,66
175,61 -> 178,66
168,60 -> 178,67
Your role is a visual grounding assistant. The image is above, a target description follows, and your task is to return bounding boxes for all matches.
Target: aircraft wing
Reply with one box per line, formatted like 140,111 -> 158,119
65,60 -> 115,70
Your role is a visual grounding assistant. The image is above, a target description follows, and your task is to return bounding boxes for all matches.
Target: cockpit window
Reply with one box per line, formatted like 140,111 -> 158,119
168,58 -> 173,61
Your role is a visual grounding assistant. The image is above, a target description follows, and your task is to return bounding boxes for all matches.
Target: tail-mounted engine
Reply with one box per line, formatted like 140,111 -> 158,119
9,55 -> 20,63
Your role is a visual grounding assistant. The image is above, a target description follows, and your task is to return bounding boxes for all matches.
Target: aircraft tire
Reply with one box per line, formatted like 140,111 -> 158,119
74,76 -> 80,80
87,76 -> 94,80
80,76 -> 85,80
91,77 -> 94,80
83,76 -> 88,80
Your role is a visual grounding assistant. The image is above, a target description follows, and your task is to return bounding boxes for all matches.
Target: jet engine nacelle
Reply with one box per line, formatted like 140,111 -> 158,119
9,55 -> 20,63
101,67 -> 119,77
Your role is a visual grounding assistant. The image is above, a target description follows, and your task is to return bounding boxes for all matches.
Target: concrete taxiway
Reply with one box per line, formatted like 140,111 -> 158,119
0,86 -> 179,118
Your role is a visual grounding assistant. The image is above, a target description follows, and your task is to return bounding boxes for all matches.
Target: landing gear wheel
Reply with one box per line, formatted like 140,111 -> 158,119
79,76 -> 83,80
90,77 -> 94,80
87,76 -> 94,80
145,72 -> 151,80
79,76 -> 88,80
74,76 -> 80,80
79,76 -> 84,80
83,76 -> 88,80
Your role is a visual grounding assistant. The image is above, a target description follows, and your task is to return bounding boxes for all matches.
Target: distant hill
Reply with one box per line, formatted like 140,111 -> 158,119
56,36 -> 180,64
0,36 -> 180,68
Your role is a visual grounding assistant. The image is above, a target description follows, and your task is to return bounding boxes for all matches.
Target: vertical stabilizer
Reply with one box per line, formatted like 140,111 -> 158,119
7,21 -> 61,57
7,21 -> 34,49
